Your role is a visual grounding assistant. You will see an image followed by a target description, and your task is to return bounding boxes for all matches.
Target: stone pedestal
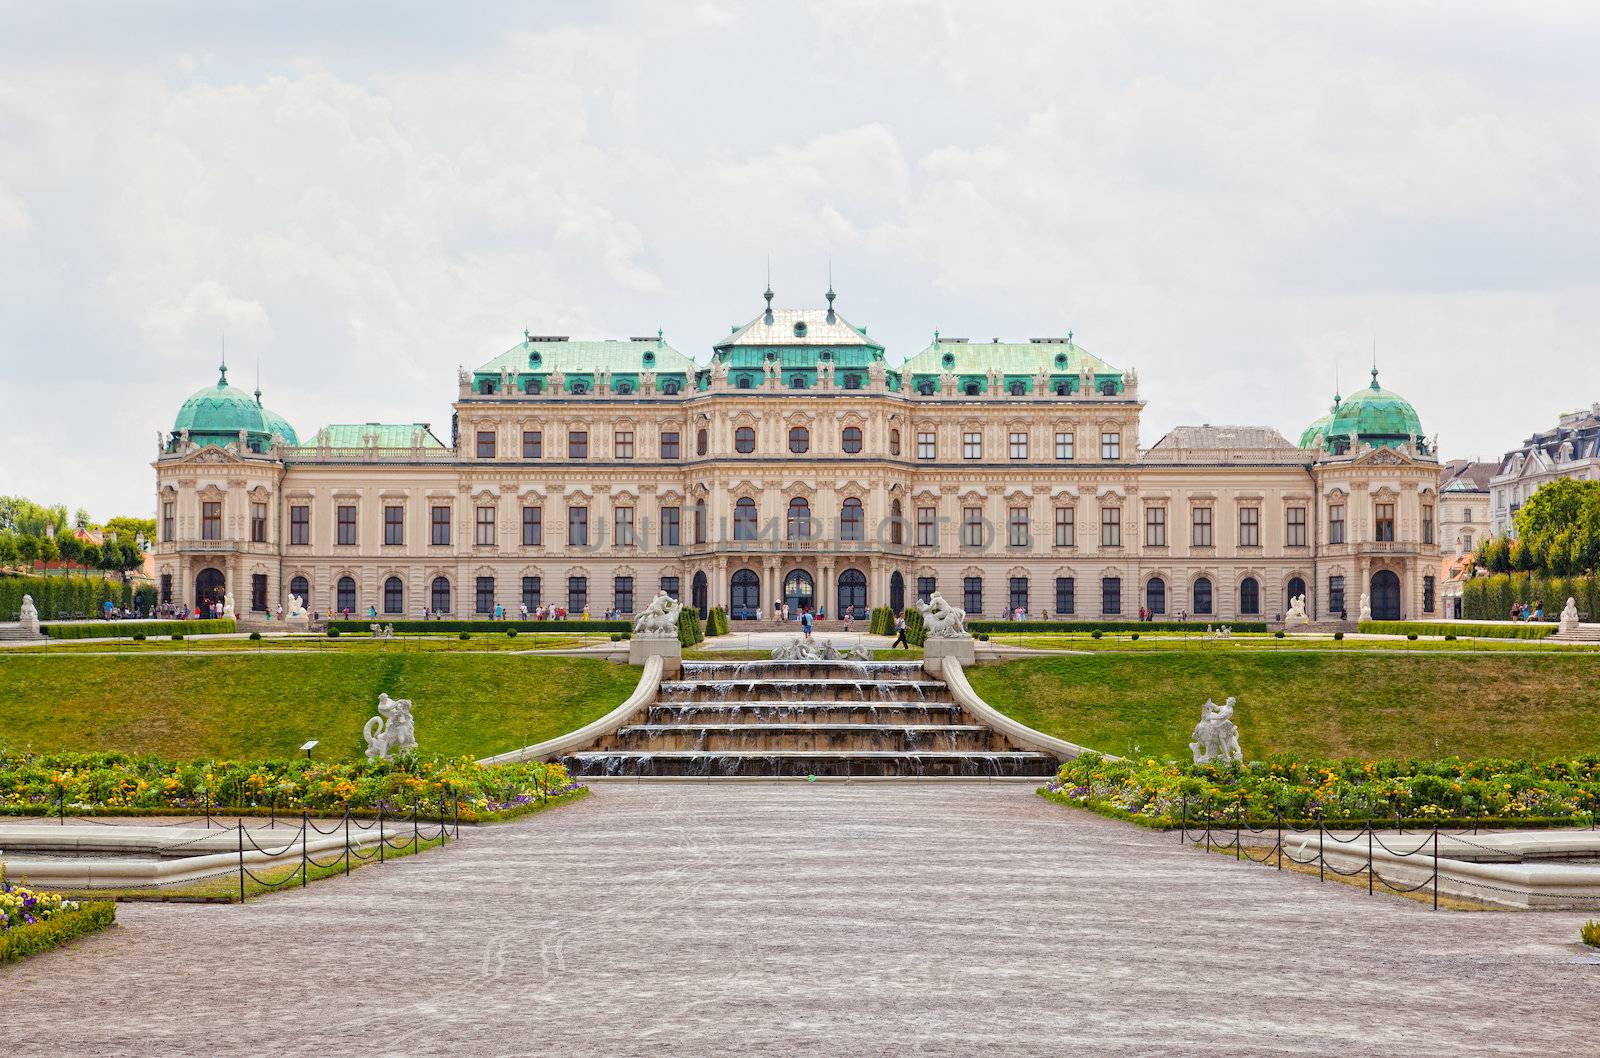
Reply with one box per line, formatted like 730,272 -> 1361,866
1283,614 -> 1311,629
629,636 -> 682,675
922,637 -> 976,677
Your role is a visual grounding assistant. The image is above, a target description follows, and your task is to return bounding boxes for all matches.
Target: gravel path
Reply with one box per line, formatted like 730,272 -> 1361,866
5,784 -> 1595,1057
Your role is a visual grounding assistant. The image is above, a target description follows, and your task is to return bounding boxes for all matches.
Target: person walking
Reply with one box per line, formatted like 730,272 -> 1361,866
801,607 -> 814,637
891,612 -> 909,650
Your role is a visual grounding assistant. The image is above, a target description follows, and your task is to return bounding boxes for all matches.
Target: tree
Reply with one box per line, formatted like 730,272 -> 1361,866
79,542 -> 101,570
104,515 -> 156,546
56,533 -> 83,570
37,535 -> 60,564
73,508 -> 94,530
17,535 -> 40,565
0,531 -> 17,565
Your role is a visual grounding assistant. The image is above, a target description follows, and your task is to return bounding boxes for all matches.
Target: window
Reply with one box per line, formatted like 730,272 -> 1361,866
614,575 -> 635,613
890,429 -> 901,456
567,505 -> 588,547
917,380 -> 935,396
1423,574 -> 1436,613
567,575 -> 588,613
1192,507 -> 1213,547
1101,576 -> 1121,616
162,501 -> 175,542
963,431 -> 982,460
247,501 -> 266,543
431,506 -> 451,546
916,576 -> 937,604
917,506 -> 937,547
1055,577 -> 1075,615
337,505 -> 356,546
1101,431 -> 1121,460
789,426 -> 810,454
1328,575 -> 1345,614
961,506 -> 985,548
1422,505 -> 1434,545
917,432 -> 936,460
1145,507 -> 1167,547
476,430 -> 496,458
160,572 -> 173,603
475,576 -> 495,615
964,381 -> 980,396
1375,502 -> 1395,542
1239,507 -> 1260,547
1100,506 -> 1121,547
1146,577 -> 1166,615
841,498 -> 864,541
1008,380 -> 1025,396
660,576 -> 680,600
568,430 -> 588,459
1329,504 -> 1346,544
1054,507 -> 1075,547
614,430 -> 634,460
430,576 -> 451,614
1009,577 -> 1029,613
963,576 -> 983,615
384,576 -> 403,614
615,506 -> 635,547
1009,431 -> 1029,460
842,426 -> 863,454
733,497 -> 757,541
1239,577 -> 1260,615
696,429 -> 708,456
1192,577 -> 1213,615
201,501 -> 222,541
661,431 -> 680,459
478,380 -> 494,394
522,430 -> 542,459
662,380 -> 680,395
383,505 -> 404,546
290,505 -> 309,546
787,498 -> 812,540
475,506 -> 496,546
251,573 -> 268,613
1286,506 -> 1307,547
522,506 -> 542,547
661,506 -> 680,547
735,426 -> 756,454
336,576 -> 357,613
693,500 -> 706,544
890,499 -> 904,545
1055,432 -> 1074,460
1008,507 -> 1030,547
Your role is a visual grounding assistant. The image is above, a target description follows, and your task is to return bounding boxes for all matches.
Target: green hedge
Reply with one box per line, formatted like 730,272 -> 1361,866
868,605 -> 895,635
326,619 -> 629,635
677,606 -> 704,647
0,574 -> 142,622
706,606 -> 730,637
970,620 -> 1269,634
905,606 -> 927,647
1358,620 -> 1556,640
1464,572 -> 1600,622
43,619 -> 236,640
0,901 -> 116,964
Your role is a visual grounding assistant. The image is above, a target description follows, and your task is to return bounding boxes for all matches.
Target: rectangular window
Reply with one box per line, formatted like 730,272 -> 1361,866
568,430 -> 588,459
383,505 -> 404,546
1100,506 -> 1121,547
1054,507 -> 1075,547
962,576 -> 983,616
475,505 -> 495,547
696,428 -> 708,456
567,575 -> 588,613
614,575 -> 635,613
201,501 -> 222,541
661,431 -> 680,460
693,502 -> 706,545
250,502 -> 267,543
615,506 -> 635,547
1055,577 -> 1075,615
660,576 -> 680,600
1192,507 -> 1212,547
963,431 -> 982,460
431,506 -> 450,546
614,430 -> 634,460
1286,506 -> 1307,547
1101,576 -> 1122,616
160,572 -> 173,604
1329,575 -> 1346,615
1055,432 -> 1074,460
916,576 -> 937,604
337,505 -> 356,546
1422,505 -> 1434,545
162,501 -> 175,542
1145,507 -> 1166,547
661,506 -> 681,547
250,573 -> 268,613
521,506 -> 542,547
290,505 -> 309,546
1009,431 -> 1028,460
1008,507 -> 1030,547
1101,431 -> 1121,460
521,576 -> 541,611
1423,574 -> 1436,613
916,506 -> 937,547
475,430 -> 496,459
568,505 -> 588,547
522,430 -> 542,459
1008,576 -> 1029,613
1239,506 -> 1260,547
961,506 -> 984,548
475,576 -> 495,615
1375,502 -> 1395,542
917,432 -> 936,460
1329,504 -> 1346,544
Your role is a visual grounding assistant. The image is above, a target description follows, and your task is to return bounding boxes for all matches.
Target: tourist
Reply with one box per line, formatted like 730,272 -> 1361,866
843,605 -> 852,632
801,607 -> 813,636
891,612 -> 908,649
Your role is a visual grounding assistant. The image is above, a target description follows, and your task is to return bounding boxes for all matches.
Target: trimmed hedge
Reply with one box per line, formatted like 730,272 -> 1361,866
706,606 -> 730,637
326,619 -> 629,635
1358,620 -> 1556,640
0,900 -> 116,964
43,619 -> 236,640
868,605 -> 895,635
0,574 -> 146,622
1464,572 -> 1600,623
677,606 -> 704,647
905,606 -> 927,647
970,620 -> 1269,634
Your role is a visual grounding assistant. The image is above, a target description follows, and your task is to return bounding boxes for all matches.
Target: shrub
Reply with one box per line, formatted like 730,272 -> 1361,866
970,619 -> 1269,634
1130,632 -> 1139,640
905,606 -> 927,647
1274,630 -> 1285,639
505,628 -> 517,638
132,633 -> 145,642
610,633 -> 623,642
43,619 -> 234,640
248,631 -> 261,641
1444,634 -> 1456,641
1333,631 -> 1344,641
170,633 -> 182,641
706,607 -> 730,637
0,574 -> 142,622
975,632 -> 989,641
868,605 -> 895,635
325,618 -> 630,635
1408,633 -> 1419,641
1583,921 -> 1600,949
459,631 -> 471,641
1091,630 -> 1103,639
327,628 -> 340,639
1360,619 -> 1555,641
677,606 -> 704,647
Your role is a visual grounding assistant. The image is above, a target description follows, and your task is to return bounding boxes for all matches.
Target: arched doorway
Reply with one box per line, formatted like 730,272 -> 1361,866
691,571 -> 708,615
194,567 -> 225,612
1145,577 -> 1166,615
1371,569 -> 1401,621
783,569 -> 814,615
837,568 -> 867,617
289,575 -> 310,612
889,571 -> 905,613
1286,576 -> 1307,616
1239,577 -> 1260,615
729,569 -> 760,620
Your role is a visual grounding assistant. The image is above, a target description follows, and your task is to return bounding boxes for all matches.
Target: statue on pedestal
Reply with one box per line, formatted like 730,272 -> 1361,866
1284,594 -> 1310,627
916,592 -> 969,639
18,594 -> 40,636
287,595 -> 307,620
1560,597 -> 1580,634
363,693 -> 417,759
1359,593 -> 1372,623
631,591 -> 683,639
1189,697 -> 1243,764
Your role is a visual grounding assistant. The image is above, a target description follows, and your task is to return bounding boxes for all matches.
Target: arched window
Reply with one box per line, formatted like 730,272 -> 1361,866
525,379 -> 542,395
289,575 -> 309,611
1054,381 -> 1070,396
734,497 -> 758,540
787,497 -> 811,540
1192,577 -> 1213,615
431,576 -> 451,614
734,426 -> 756,453
841,497 -> 864,541
789,426 -> 810,454
693,498 -> 707,544
662,380 -> 680,395
841,426 -> 863,454
383,576 -> 404,614
842,374 -> 861,389
1099,381 -> 1117,395
614,381 -> 632,395
336,576 -> 357,613
790,375 -> 807,389
1145,577 -> 1166,615
837,568 -> 867,614
691,571 -> 708,614
1008,380 -> 1025,396
1239,576 -> 1260,615
890,499 -> 904,545
917,380 -> 935,396
964,381 -> 981,396
571,380 -> 588,394
890,429 -> 901,456
1286,576 -> 1307,614
793,321 -> 808,338
737,375 -> 753,389
730,568 -> 761,619
478,380 -> 494,394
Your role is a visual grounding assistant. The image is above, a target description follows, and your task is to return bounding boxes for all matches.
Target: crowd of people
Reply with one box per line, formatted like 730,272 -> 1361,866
1508,600 -> 1547,622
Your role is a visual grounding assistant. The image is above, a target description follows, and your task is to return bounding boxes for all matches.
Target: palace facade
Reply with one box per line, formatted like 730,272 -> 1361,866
152,290 -> 1443,624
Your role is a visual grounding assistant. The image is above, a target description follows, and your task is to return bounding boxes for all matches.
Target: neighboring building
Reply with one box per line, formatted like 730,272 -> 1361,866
152,290 -> 1442,624
1489,402 -> 1600,537
1437,459 -> 1496,619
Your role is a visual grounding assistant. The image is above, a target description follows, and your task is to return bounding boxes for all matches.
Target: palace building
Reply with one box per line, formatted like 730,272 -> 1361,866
152,288 -> 1443,624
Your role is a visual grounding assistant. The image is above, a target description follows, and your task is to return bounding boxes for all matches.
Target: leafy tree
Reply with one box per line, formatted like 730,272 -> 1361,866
0,531 -> 17,564
79,543 -> 101,570
103,515 -> 156,546
16,535 -> 39,565
37,535 -> 60,564
56,533 -> 83,566
73,508 -> 94,530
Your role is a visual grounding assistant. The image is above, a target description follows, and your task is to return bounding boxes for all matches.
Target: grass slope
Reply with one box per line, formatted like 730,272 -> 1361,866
967,652 -> 1600,760
0,654 -> 638,760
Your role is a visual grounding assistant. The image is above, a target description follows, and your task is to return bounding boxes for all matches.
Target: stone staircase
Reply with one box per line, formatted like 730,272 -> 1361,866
1549,623 -> 1600,644
0,623 -> 45,643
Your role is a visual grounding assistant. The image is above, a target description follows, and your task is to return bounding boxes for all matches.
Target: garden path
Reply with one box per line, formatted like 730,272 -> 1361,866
6,784 -> 1595,1057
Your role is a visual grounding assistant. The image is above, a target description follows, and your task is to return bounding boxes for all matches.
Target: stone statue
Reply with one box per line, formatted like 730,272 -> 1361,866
1359,593 -> 1372,622
18,594 -> 40,636
916,592 -> 969,639
369,623 -> 396,639
287,595 -> 307,620
771,636 -> 872,662
1560,597 -> 1580,634
631,591 -> 683,640
363,693 -> 417,759
1284,594 -> 1309,627
1189,697 -> 1243,764
222,591 -> 236,619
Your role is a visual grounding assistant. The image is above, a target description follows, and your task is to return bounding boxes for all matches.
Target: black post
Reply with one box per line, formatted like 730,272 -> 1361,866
343,811 -> 351,876
439,797 -> 447,845
270,792 -> 276,830
1318,818 -> 1325,884
453,795 -> 459,838
1234,801 -> 1242,862
1367,822 -> 1374,895
204,790 -> 211,829
58,784 -> 64,826
378,805 -> 385,864
1180,795 -> 1187,844
1275,809 -> 1283,871
238,821 -> 246,903
1432,826 -> 1439,911
412,799 -> 419,855
300,810 -> 308,887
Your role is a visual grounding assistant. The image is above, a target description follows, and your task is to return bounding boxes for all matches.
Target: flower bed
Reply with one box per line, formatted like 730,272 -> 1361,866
0,873 -> 115,963
0,750 -> 582,824
1042,752 -> 1600,828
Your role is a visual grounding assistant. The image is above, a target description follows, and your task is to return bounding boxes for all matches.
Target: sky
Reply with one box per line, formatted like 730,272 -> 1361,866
2,1 -> 1598,520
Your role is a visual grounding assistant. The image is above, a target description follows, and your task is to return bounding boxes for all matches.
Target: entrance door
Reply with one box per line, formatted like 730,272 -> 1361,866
729,569 -> 760,620
194,567 -> 225,612
691,571 -> 708,615
837,568 -> 867,617
783,569 -> 814,615
1371,569 -> 1401,621
889,571 -> 905,614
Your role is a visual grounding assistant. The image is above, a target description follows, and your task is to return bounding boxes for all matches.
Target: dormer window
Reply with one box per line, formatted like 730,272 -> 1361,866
642,351 -> 655,365
917,381 -> 935,396
478,380 -> 495,395
794,321 -> 808,338
1099,381 -> 1117,395
615,381 -> 632,395
842,374 -> 861,390
737,375 -> 753,389
790,375 -> 807,389
571,381 -> 588,395
964,382 -> 980,396
1008,381 -> 1025,396
525,379 -> 542,395
942,352 -> 956,369
1054,353 -> 1068,368
529,352 -> 542,367
662,380 -> 680,395
1054,381 -> 1070,396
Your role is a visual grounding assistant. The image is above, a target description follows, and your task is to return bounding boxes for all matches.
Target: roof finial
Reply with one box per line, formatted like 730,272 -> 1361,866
825,260 -> 837,322
1333,363 -> 1341,408
657,326 -> 663,346
1371,337 -> 1379,389
218,332 -> 228,386
254,357 -> 262,404
1067,329 -> 1074,345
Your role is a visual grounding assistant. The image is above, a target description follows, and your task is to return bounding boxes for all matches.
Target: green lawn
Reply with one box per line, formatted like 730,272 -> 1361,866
0,653 -> 639,760
967,652 -> 1600,760
988,633 -> 1598,653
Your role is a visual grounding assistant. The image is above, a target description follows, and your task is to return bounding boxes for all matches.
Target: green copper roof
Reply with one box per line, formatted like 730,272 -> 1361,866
1324,368 -> 1423,449
901,336 -> 1122,394
472,334 -> 697,394
172,364 -> 272,445
300,423 -> 445,449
